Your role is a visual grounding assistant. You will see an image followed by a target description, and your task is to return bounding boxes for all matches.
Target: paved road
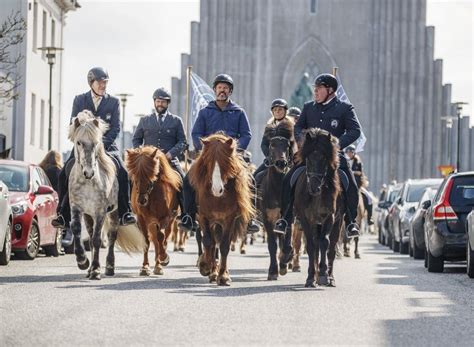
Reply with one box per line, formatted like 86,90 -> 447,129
1,235 -> 473,346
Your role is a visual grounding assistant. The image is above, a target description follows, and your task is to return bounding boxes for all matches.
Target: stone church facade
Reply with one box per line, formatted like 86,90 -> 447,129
171,0 -> 473,190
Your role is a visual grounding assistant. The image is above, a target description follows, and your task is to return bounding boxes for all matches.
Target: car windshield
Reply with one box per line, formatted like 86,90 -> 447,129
0,165 -> 29,192
388,189 -> 400,202
450,176 -> 474,206
407,184 -> 439,202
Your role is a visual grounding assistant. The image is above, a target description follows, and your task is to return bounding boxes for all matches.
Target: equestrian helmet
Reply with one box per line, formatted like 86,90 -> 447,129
271,98 -> 288,110
153,88 -> 171,101
213,73 -> 234,91
344,144 -> 356,153
87,67 -> 109,86
288,106 -> 301,117
314,73 -> 338,91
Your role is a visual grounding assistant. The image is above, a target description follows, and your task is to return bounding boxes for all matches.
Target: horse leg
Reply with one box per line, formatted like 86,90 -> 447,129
195,225 -> 203,266
292,223 -> 302,272
71,207 -> 89,271
151,224 -> 164,275
178,221 -> 186,252
198,222 -> 213,277
160,221 -> 172,266
89,214 -> 105,280
354,236 -> 361,259
217,234 -> 231,286
327,218 -> 343,287
171,220 -> 178,252
265,222 -> 279,280
301,220 -> 316,288
317,219 -> 332,286
83,214 -> 94,277
105,212 -> 119,276
240,236 -> 246,255
137,217 -> 151,276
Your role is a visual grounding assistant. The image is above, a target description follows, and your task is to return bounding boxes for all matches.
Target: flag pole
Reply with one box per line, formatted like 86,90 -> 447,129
184,65 -> 192,173
332,66 -> 338,76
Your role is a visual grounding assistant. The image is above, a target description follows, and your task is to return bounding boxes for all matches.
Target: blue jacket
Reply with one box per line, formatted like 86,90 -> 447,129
132,111 -> 187,159
191,100 -> 252,151
71,91 -> 120,152
295,97 -> 361,149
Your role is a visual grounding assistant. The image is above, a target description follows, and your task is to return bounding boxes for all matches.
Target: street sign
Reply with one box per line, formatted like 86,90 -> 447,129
438,165 -> 455,177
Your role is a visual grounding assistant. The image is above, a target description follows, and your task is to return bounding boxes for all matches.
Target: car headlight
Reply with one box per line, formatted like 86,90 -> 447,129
11,201 -> 28,215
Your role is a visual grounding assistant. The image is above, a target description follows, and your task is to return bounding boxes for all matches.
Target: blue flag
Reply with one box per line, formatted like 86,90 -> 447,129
189,72 -> 214,129
335,74 -> 367,153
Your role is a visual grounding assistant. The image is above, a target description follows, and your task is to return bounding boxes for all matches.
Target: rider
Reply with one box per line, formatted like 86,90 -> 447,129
132,87 -> 187,213
253,98 -> 292,178
273,73 -> 362,262
344,144 -> 374,225
52,67 -> 136,228
287,106 -> 301,124
179,73 -> 260,234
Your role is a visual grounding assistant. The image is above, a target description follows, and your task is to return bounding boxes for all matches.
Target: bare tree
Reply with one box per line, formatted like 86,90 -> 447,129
0,11 -> 26,103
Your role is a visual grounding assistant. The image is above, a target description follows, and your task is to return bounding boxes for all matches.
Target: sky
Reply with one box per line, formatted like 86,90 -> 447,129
59,0 -> 473,152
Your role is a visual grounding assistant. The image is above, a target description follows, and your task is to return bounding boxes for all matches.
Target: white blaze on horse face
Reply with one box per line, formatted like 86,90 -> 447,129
211,161 -> 224,197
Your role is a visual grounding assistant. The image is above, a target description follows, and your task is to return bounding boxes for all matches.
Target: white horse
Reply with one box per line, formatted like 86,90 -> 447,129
68,110 -> 145,279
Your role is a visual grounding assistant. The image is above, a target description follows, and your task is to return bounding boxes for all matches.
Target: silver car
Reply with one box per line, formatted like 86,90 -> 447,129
0,180 -> 13,265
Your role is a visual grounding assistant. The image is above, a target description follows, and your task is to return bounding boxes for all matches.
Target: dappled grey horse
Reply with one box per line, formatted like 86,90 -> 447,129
68,110 -> 144,279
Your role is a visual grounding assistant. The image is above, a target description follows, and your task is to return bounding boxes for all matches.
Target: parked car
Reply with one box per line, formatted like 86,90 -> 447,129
0,181 -> 13,265
389,178 -> 442,254
467,210 -> 474,278
377,183 -> 402,246
409,187 -> 439,259
0,160 -> 61,260
424,171 -> 474,272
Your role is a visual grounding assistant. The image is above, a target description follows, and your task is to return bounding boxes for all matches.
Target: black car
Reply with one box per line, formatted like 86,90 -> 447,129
467,210 -> 474,278
409,187 -> 438,259
424,172 -> 474,272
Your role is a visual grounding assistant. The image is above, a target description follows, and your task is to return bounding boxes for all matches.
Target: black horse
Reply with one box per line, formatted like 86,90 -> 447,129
294,128 -> 345,288
256,119 -> 295,280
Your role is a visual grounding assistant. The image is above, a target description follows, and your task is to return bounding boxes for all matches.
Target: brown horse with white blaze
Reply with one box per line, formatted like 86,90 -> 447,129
189,133 -> 255,286
126,146 -> 181,276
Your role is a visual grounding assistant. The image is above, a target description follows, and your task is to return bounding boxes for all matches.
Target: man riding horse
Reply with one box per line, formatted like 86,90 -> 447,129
179,73 -> 260,234
52,67 -> 136,229
274,73 -> 362,264
132,87 -> 187,213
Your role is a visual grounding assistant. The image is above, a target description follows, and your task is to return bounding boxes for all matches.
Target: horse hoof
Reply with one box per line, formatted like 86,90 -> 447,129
200,265 -> 211,277
105,267 -> 115,276
173,247 -> 178,252
217,276 -> 231,286
230,244 -> 235,252
279,265 -> 288,276
355,253 -> 361,259
318,275 -> 329,286
328,278 -> 336,287
89,270 -> 101,280
153,267 -> 164,275
344,251 -> 350,257
288,263 -> 293,270
77,257 -> 90,270
292,265 -> 301,272
305,280 -> 316,288
179,247 -> 185,252
267,273 -> 278,281
240,249 -> 246,255
160,254 -> 170,267
139,268 -> 150,276
209,273 -> 218,283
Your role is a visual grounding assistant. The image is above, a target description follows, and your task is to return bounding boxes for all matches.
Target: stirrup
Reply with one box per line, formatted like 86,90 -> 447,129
346,223 -> 360,238
273,219 -> 288,235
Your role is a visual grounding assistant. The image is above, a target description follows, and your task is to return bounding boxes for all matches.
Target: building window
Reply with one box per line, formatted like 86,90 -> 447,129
41,10 -> 47,59
40,99 -> 45,149
51,19 -> 55,46
30,94 -> 36,145
310,0 -> 318,14
33,2 -> 38,52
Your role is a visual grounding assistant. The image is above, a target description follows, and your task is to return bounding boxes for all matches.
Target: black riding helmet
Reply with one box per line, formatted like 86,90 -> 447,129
87,67 -> 109,86
153,88 -> 171,102
271,98 -> 288,110
213,73 -> 234,91
288,106 -> 301,117
314,73 -> 338,91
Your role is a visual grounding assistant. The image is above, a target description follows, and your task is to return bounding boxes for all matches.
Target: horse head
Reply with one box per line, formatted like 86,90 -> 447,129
299,128 -> 339,196
125,146 -> 162,207
264,119 -> 294,173
69,110 -> 109,180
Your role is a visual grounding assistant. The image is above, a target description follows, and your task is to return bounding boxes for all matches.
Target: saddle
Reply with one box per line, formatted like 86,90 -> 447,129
290,166 -> 349,191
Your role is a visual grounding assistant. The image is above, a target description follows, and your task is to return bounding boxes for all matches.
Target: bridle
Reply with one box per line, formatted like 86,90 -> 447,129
265,136 -> 291,170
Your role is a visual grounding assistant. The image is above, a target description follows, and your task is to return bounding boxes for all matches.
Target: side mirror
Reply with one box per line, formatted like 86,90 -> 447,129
397,197 -> 403,205
35,185 -> 54,195
422,200 -> 431,210
408,206 -> 416,214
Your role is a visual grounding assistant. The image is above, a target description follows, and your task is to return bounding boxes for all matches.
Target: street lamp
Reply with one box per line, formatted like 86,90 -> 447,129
454,102 -> 468,172
441,116 -> 455,165
116,93 -> 133,154
37,46 -> 63,151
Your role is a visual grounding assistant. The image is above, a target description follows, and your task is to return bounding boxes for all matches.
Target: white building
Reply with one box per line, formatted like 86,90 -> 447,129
0,0 -> 79,162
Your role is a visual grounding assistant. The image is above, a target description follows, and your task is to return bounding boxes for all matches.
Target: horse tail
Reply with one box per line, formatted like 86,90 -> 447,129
103,218 -> 146,255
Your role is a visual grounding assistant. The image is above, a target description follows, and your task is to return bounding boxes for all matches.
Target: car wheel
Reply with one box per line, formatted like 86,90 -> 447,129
400,241 -> 409,255
408,240 -> 413,257
44,229 -> 62,257
424,249 -> 428,268
427,249 -> 444,273
17,220 -> 40,260
467,233 -> 474,278
413,240 -> 425,260
0,220 -> 12,265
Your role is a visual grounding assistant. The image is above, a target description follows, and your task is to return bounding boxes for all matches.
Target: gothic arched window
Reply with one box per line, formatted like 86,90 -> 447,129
310,0 -> 318,14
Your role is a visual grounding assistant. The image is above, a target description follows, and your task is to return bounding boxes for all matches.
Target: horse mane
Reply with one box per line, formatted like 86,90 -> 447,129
69,110 -> 116,187
126,146 -> 181,192
263,118 -> 295,141
297,128 -> 341,197
189,132 -> 255,225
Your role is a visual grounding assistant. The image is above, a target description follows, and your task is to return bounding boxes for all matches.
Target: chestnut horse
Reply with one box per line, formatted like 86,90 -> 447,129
189,133 -> 255,286
126,146 -> 181,276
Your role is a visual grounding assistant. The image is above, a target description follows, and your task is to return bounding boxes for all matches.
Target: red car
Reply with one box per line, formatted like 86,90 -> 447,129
0,160 -> 61,260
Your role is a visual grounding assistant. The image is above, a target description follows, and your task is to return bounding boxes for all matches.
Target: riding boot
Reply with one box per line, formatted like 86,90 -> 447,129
339,153 -> 360,238
274,164 -> 300,235
111,154 -> 136,225
247,175 -> 261,234
52,160 -> 72,228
